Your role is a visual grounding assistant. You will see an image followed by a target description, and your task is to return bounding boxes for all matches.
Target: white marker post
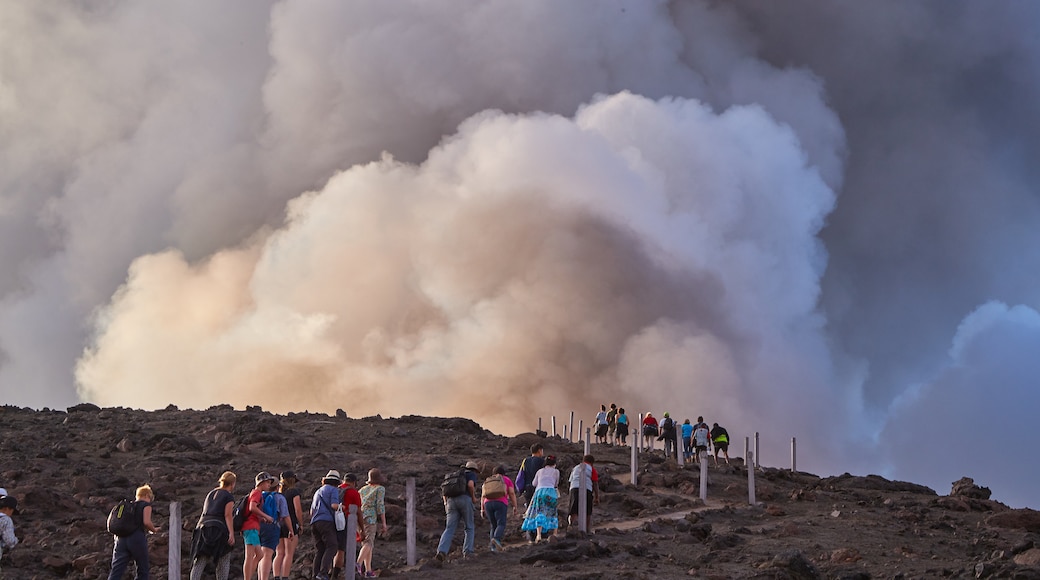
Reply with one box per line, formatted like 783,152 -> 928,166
346,504 -> 358,580
747,451 -> 756,505
577,460 -> 588,534
754,432 -> 760,469
168,502 -> 181,580
699,453 -> 709,501
538,417 -> 542,434
584,427 -> 591,456
630,428 -> 638,486
406,478 -> 416,566
569,411 -> 575,443
578,420 -> 583,444
552,416 -> 557,438
636,413 -> 643,454
677,428 -> 685,468
563,425 -> 568,441
744,436 -> 749,465
791,437 -> 797,472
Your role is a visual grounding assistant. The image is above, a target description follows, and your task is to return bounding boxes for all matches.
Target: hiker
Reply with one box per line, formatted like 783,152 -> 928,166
242,472 -> 279,580
357,469 -> 387,577
0,495 -> 19,577
594,405 -> 609,445
107,484 -> 159,580
693,422 -> 711,463
479,464 -> 518,553
334,473 -> 366,578
520,455 -> 560,543
642,412 -> 659,451
606,403 -> 618,445
681,419 -> 694,461
515,443 -> 546,543
567,455 -> 600,531
660,412 -> 678,460
711,423 -> 731,465
616,408 -> 630,446
310,470 -> 343,580
188,471 -> 236,580
266,474 -> 293,580
273,471 -> 302,580
436,461 -> 479,560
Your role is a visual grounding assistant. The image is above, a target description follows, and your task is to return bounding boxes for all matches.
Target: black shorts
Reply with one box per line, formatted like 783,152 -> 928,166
568,489 -> 594,516
714,442 -> 729,452
696,445 -> 708,452
596,424 -> 609,437
336,528 -> 348,550
617,424 -> 629,437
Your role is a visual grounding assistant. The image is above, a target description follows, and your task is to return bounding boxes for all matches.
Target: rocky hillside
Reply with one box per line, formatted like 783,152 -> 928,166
2,404 -> 1040,579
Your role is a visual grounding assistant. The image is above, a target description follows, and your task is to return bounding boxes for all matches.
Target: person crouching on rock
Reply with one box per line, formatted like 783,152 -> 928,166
107,484 -> 160,580
189,471 -> 237,580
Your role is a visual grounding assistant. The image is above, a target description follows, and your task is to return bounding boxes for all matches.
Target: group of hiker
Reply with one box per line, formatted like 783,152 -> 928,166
594,404 -> 732,464
96,468 -> 387,580
435,444 -> 600,561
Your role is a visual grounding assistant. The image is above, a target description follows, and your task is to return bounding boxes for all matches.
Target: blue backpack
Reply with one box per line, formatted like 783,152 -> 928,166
261,491 -> 280,520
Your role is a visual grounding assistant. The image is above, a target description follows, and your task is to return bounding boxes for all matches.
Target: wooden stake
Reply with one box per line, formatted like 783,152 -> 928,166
699,454 -> 708,501
346,504 -> 358,580
791,437 -> 797,472
747,451 -> 756,505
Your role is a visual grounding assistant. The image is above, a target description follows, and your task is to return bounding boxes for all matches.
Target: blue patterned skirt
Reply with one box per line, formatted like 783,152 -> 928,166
521,487 -> 559,532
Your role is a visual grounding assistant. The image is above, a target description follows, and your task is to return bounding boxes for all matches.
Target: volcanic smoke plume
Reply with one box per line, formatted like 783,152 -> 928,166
1,1 -> 1039,506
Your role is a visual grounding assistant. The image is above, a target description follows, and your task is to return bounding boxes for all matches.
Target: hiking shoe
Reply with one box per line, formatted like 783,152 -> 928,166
463,551 -> 476,559
493,539 -> 504,551
435,551 -> 446,562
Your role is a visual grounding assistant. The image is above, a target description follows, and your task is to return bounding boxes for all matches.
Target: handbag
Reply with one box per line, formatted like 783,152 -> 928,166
317,492 -> 347,531
334,505 -> 346,531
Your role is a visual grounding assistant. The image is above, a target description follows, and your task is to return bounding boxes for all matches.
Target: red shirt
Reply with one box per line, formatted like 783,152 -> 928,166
338,483 -> 362,517
242,488 -> 263,531
643,416 -> 658,427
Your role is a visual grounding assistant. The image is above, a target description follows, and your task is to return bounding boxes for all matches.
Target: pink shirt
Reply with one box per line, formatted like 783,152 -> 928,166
482,475 -> 516,506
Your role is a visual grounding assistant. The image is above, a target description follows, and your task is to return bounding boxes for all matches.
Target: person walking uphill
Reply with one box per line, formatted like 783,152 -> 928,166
711,423 -> 731,465
436,460 -> 479,561
189,471 -> 237,580
480,465 -> 518,553
107,484 -> 160,580
567,455 -> 599,531
521,455 -> 560,543
357,469 -> 388,577
0,495 -> 20,578
242,472 -> 279,580
310,470 -> 343,580
333,473 -> 365,579
660,413 -> 678,460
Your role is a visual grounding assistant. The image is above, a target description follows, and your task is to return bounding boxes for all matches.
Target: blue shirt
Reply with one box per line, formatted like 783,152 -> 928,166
682,423 -> 694,439
310,484 -> 340,524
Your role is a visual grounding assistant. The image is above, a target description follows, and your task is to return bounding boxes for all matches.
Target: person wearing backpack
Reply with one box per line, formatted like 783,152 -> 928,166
333,472 -> 366,579
107,484 -> 159,580
0,495 -> 20,578
258,474 -> 291,580
435,460 -> 479,561
189,471 -> 237,580
310,470 -> 343,580
242,472 -> 278,580
479,465 -> 518,553
660,412 -> 678,460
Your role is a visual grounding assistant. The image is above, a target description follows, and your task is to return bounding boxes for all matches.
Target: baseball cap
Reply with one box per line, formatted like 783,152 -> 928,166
279,470 -> 296,480
0,495 -> 18,512
342,472 -> 358,483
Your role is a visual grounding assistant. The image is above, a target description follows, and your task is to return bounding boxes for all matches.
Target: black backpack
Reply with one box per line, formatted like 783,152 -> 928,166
231,495 -> 249,532
107,498 -> 139,537
662,417 -> 675,435
440,469 -> 469,498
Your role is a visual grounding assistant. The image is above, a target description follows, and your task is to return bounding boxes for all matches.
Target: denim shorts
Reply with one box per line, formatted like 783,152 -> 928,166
259,522 -> 280,550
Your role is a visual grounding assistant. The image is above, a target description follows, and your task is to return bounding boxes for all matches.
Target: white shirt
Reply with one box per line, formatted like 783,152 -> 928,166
595,411 -> 607,425
569,464 -> 595,492
531,467 -> 559,490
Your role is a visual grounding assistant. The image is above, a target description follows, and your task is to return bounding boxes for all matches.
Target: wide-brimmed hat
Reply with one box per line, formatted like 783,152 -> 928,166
366,469 -> 385,485
255,471 -> 276,485
323,470 -> 342,483
464,461 -> 479,471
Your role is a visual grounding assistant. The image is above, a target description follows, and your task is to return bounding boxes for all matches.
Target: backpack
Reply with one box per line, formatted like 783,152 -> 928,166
231,495 -> 249,532
261,491 -> 280,520
440,469 -> 469,498
482,474 -> 507,500
662,417 -> 675,435
107,498 -> 139,537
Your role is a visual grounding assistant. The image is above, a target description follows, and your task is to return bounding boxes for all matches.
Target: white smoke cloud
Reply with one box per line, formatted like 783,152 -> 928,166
77,93 -> 848,473
3,0 -> 1039,506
